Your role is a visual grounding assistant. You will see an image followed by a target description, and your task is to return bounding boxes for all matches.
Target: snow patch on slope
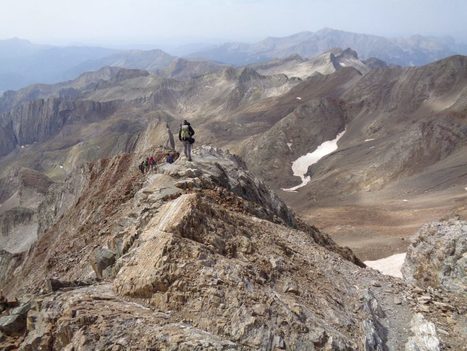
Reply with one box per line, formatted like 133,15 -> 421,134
365,253 -> 406,278
283,130 -> 345,192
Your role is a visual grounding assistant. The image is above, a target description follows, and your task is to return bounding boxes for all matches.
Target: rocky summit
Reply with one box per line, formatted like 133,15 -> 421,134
0,146 -> 464,350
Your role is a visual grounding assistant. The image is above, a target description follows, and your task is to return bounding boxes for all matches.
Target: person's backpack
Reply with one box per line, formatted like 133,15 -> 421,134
180,125 -> 191,141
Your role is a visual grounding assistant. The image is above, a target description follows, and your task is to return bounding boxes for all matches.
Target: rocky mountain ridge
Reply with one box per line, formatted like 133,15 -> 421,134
249,48 -> 375,79
0,146 -> 464,350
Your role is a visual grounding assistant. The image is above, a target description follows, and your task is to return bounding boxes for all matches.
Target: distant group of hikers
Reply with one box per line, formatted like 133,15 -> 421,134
138,120 -> 195,174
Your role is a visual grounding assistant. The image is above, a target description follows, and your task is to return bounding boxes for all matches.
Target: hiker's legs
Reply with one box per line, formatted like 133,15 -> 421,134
183,141 -> 189,158
187,143 -> 192,161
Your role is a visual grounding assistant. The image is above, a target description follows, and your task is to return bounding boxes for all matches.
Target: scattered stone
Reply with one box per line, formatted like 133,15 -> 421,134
284,281 -> 300,295
417,305 -> 430,313
432,301 -> 453,311
412,287 -> 424,294
418,295 -> 432,304
437,328 -> 449,336
174,179 -> 196,190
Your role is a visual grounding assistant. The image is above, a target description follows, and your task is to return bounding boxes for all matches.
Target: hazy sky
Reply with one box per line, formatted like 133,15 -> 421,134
1,0 -> 466,47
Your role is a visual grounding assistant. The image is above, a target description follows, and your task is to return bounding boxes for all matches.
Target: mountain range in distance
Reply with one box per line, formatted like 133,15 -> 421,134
2,27 -> 467,92
189,28 -> 467,66
1,46 -> 466,260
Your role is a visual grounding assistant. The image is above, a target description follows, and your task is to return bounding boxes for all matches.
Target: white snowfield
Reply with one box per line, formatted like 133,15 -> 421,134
364,253 -> 407,278
283,130 -> 345,192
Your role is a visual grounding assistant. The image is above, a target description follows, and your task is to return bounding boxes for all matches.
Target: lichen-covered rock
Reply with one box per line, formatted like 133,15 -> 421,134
402,219 -> 467,293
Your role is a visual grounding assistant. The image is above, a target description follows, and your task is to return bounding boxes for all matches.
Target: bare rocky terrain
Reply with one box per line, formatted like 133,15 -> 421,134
0,46 -> 466,349
0,146 -> 464,350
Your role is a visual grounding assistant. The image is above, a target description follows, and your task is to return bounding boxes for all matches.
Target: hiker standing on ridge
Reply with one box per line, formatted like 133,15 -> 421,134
179,120 -> 195,162
165,123 -> 175,150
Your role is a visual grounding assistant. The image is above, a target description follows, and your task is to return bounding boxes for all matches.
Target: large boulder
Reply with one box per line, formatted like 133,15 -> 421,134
402,219 -> 466,293
0,302 -> 30,336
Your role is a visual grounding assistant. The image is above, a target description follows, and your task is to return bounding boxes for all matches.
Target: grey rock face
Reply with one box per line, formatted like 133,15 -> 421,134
0,97 -> 119,157
0,208 -> 36,253
361,290 -> 386,351
90,247 -> 116,279
405,313 -> 440,351
402,219 -> 467,293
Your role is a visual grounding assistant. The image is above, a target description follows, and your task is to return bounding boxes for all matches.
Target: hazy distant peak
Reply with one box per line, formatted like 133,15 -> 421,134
2,37 -> 33,44
188,28 -> 467,67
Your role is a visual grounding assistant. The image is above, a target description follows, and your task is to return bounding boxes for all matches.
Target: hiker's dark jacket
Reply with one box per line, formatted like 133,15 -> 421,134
179,123 -> 195,141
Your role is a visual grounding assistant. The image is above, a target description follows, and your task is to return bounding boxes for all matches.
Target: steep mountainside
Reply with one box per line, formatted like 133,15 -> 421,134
0,65 -> 298,170
189,28 -> 467,66
233,55 -> 467,258
1,53 -> 467,260
2,147 -> 464,350
231,56 -> 467,191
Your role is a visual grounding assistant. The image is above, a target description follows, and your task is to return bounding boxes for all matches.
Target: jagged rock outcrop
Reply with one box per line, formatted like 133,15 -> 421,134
402,219 -> 466,293
0,146 -> 430,350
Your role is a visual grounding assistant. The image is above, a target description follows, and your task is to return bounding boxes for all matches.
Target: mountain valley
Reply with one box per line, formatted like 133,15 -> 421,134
0,37 -> 466,349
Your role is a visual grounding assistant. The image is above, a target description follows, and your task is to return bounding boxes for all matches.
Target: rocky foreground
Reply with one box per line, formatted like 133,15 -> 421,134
0,147 -> 465,350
